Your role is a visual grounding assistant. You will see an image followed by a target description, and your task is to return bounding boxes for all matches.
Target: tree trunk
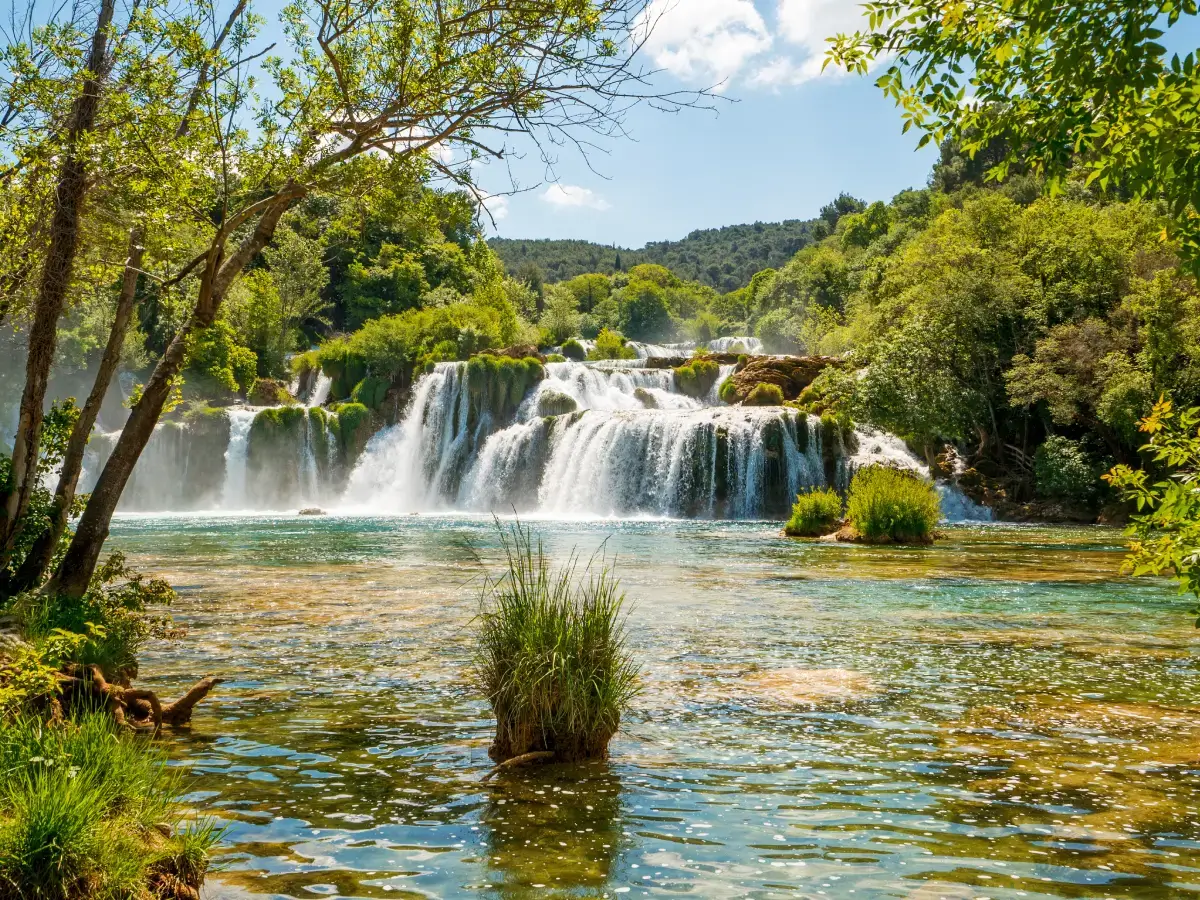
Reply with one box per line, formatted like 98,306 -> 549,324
0,0 -> 115,559
48,197 -> 295,600
2,232 -> 144,598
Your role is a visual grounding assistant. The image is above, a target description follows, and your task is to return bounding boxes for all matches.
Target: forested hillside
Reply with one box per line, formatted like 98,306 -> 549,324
492,218 -> 819,292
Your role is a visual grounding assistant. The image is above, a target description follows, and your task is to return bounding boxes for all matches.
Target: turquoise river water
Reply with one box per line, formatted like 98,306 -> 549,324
111,516 -> 1200,900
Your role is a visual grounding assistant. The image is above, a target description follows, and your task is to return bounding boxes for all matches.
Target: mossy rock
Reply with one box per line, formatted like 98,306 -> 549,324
536,390 -> 578,417
634,387 -> 658,409
672,358 -> 720,399
745,383 -> 785,406
248,378 -> 297,407
561,339 -> 587,361
466,355 -> 546,423
351,375 -> 392,411
330,402 -> 373,467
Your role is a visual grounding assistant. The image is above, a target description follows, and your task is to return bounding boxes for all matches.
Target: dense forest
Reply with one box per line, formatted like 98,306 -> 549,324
491,217 -> 821,292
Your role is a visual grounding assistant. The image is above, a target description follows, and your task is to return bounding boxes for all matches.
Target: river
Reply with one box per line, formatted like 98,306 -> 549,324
108,514 -> 1200,899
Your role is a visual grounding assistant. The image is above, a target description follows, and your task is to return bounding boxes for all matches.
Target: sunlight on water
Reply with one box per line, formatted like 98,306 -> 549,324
112,517 -> 1200,899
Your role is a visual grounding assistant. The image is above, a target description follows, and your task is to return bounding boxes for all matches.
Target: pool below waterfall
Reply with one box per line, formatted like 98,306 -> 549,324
114,514 -> 1200,899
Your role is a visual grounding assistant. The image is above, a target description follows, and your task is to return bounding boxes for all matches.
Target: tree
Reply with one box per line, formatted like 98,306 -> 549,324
22,0 -> 707,600
619,278 -> 672,341
827,0 -> 1200,269
539,285 -> 581,344
1105,399 -> 1200,619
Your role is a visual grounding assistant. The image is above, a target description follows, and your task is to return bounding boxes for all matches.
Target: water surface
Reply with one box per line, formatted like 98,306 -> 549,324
114,516 -> 1200,899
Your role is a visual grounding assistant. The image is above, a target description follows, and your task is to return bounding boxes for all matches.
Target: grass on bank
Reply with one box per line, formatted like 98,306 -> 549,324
475,522 -> 639,764
846,465 -> 941,544
0,712 -> 220,900
784,488 -> 843,537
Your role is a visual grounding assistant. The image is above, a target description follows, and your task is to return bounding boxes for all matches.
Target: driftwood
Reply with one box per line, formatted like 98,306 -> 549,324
55,664 -> 222,733
480,750 -> 556,781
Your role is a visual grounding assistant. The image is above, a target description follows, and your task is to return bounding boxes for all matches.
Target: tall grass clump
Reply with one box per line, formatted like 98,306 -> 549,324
475,522 -> 639,764
846,465 -> 941,544
784,488 -> 842,537
0,712 -> 220,899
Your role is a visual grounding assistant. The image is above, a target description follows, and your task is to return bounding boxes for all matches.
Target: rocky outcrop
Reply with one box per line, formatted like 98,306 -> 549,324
537,390 -> 578,416
477,344 -> 546,363
721,356 -> 843,404
248,378 -> 297,406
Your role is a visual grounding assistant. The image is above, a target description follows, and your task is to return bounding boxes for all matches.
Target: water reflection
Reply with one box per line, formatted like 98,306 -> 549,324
480,765 -> 624,899
106,516 -> 1200,898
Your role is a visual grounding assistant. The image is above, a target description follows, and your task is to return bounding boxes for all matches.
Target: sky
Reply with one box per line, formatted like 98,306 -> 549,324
475,0 -> 941,248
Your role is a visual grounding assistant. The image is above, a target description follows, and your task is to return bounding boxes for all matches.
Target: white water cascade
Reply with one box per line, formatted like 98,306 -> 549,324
349,361 -> 818,517
221,409 -> 257,510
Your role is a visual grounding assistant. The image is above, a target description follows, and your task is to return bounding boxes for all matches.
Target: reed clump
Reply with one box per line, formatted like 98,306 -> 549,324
475,523 -> 639,764
784,488 -> 843,537
845,465 -> 941,544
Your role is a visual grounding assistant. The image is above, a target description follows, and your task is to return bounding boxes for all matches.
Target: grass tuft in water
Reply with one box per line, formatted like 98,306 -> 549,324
846,464 -> 941,544
475,521 -> 639,764
784,488 -> 843,537
0,712 -> 220,900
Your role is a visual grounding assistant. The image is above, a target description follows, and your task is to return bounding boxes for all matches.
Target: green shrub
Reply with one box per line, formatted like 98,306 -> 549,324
475,522 -> 639,764
784,488 -> 843,537
16,553 -> 176,683
289,349 -> 321,380
0,712 -> 220,899
185,321 -> 257,397
673,359 -> 720,399
745,383 -> 785,406
718,378 -> 739,404
587,328 -> 637,361
1035,435 -> 1099,503
561,338 -> 586,361
545,353 -> 567,363
247,378 -> 295,407
846,465 -> 941,543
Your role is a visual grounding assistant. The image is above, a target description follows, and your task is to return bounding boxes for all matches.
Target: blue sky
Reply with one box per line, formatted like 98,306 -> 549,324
476,0 -> 940,247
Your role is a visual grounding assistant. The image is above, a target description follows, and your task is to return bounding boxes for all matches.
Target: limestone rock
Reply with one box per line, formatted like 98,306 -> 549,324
722,355 -> 843,404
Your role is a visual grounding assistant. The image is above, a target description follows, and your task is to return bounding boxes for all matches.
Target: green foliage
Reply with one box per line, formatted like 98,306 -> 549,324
745,383 -> 785,407
784,488 -> 843,537
846,466 -> 941,544
0,712 -> 220,899
840,201 -> 893,248
719,377 -> 739,404
17,552 -> 176,683
0,630 -> 89,718
351,375 -> 391,411
329,403 -> 373,466
538,284 -> 581,343
185,321 -> 257,397
474,521 -> 639,762
1,400 -> 82,585
491,219 -> 817,292
617,278 -> 672,341
673,359 -> 720,399
561,338 -> 586,361
1105,400 -> 1200,611
587,328 -> 637,361
1034,436 -> 1100,503
827,0 -> 1200,270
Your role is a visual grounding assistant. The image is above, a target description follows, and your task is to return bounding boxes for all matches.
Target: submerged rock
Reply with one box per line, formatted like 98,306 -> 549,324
743,667 -> 875,705
633,387 -> 658,409
536,389 -> 578,417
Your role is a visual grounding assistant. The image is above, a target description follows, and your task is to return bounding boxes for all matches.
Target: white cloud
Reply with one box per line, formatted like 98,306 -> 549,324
541,184 -> 611,211
638,0 -> 772,86
480,192 -> 509,221
750,0 -> 871,86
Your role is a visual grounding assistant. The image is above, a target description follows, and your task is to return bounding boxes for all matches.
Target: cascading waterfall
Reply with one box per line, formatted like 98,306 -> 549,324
349,360 -> 824,518
221,409 -> 257,509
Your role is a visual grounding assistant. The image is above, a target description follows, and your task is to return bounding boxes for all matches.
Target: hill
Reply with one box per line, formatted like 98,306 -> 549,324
491,218 -> 818,293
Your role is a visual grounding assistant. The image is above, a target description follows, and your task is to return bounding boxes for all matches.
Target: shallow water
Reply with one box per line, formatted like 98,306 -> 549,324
114,516 -> 1200,899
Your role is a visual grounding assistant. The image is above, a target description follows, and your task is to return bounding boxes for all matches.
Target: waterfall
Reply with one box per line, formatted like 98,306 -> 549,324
708,336 -> 763,354
222,409 -> 256,510
306,373 -> 332,408
349,359 -> 825,518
